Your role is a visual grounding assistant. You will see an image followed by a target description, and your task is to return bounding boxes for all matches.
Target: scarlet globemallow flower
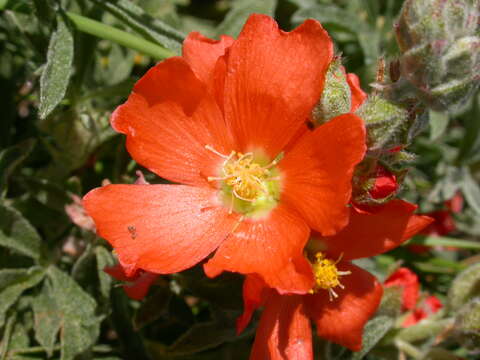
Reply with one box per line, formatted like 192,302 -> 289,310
237,200 -> 433,358
83,15 -> 367,294
402,295 -> 443,327
384,267 -> 443,328
409,191 -> 463,253
384,267 -> 420,311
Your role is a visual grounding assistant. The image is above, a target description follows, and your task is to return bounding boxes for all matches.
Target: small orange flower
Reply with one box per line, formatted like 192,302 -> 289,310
83,15 -> 367,294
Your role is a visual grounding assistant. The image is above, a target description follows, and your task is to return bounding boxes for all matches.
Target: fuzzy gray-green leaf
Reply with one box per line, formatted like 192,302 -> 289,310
0,204 -> 42,260
39,14 -> 74,119
448,262 -> 480,311
0,268 -> 45,327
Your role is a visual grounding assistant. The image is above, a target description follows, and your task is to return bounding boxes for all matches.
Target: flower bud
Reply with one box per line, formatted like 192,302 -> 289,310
356,95 -> 427,153
392,0 -> 480,112
311,58 -> 351,125
352,159 -> 400,209
455,298 -> 480,351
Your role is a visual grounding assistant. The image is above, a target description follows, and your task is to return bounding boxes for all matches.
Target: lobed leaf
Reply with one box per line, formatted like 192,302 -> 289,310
351,316 -> 394,360
44,266 -> 101,360
0,204 -> 42,260
38,13 -> 74,119
0,267 -> 45,327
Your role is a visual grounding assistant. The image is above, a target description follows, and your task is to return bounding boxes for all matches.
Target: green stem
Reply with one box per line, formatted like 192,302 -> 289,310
408,236 -> 480,250
66,12 -> 175,60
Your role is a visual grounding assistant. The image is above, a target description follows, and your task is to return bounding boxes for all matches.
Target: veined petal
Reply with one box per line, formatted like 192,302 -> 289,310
237,275 -> 269,334
83,184 -> 239,274
280,113 -> 366,236
305,263 -> 383,351
316,200 -> 434,260
346,73 -> 367,112
112,57 -> 235,187
223,14 -> 334,157
203,205 -> 314,294
183,32 -> 234,84
250,294 -> 313,360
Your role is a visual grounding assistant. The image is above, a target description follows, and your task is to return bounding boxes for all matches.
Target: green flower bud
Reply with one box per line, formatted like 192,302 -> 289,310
311,58 -> 351,125
454,298 -> 480,350
393,0 -> 480,112
356,95 -> 427,153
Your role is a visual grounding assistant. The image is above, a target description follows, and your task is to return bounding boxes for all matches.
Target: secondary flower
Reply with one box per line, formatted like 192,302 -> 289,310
237,200 -> 433,358
105,263 -> 159,301
409,191 -> 463,253
83,15 -> 367,293
384,267 -> 443,328
384,267 -> 420,311
402,295 -> 443,327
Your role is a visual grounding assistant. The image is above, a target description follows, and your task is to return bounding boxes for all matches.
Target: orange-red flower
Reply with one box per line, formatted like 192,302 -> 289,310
402,295 -> 443,327
83,15 -> 367,294
237,201 -> 433,358
384,267 -> 420,311
384,267 -> 443,328
409,191 -> 463,253
105,263 -> 159,301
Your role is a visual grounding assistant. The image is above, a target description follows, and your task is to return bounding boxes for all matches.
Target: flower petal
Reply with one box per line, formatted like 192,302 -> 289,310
83,184 -> 239,274
223,14 -> 334,157
346,73 -> 367,112
316,199 -> 434,260
250,294 -> 313,360
203,205 -> 314,294
384,267 -> 419,311
305,263 -> 383,351
237,275 -> 269,334
112,57 -> 234,187
280,113 -> 366,236
123,272 -> 159,301
183,32 -> 234,84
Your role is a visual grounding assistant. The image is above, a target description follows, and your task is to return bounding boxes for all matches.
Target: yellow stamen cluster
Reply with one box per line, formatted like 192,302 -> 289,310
310,252 -> 351,301
206,145 -> 279,204
223,152 -> 270,201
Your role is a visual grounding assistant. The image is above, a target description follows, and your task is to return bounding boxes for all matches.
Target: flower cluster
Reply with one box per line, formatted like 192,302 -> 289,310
83,15 -> 433,359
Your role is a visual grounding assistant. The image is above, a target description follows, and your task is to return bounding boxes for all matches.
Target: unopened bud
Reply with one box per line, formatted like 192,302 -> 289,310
312,58 -> 351,125
392,0 -> 480,112
356,95 -> 427,153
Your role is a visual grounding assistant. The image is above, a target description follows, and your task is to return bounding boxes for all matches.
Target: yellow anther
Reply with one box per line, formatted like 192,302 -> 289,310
205,146 -> 277,202
309,252 -> 351,301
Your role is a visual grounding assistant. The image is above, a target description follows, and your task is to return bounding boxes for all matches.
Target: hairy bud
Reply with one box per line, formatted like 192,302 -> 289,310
311,58 -> 352,125
392,0 -> 480,112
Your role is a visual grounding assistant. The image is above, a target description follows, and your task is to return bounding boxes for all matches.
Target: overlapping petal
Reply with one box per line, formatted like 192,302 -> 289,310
112,57 -> 235,187
223,14 -> 334,157
280,113 -> 366,236
305,263 -> 383,351
237,275 -> 268,334
315,199 -> 433,260
346,73 -> 367,112
250,294 -> 313,360
84,184 -> 239,274
183,32 -> 234,84
204,205 -> 314,294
